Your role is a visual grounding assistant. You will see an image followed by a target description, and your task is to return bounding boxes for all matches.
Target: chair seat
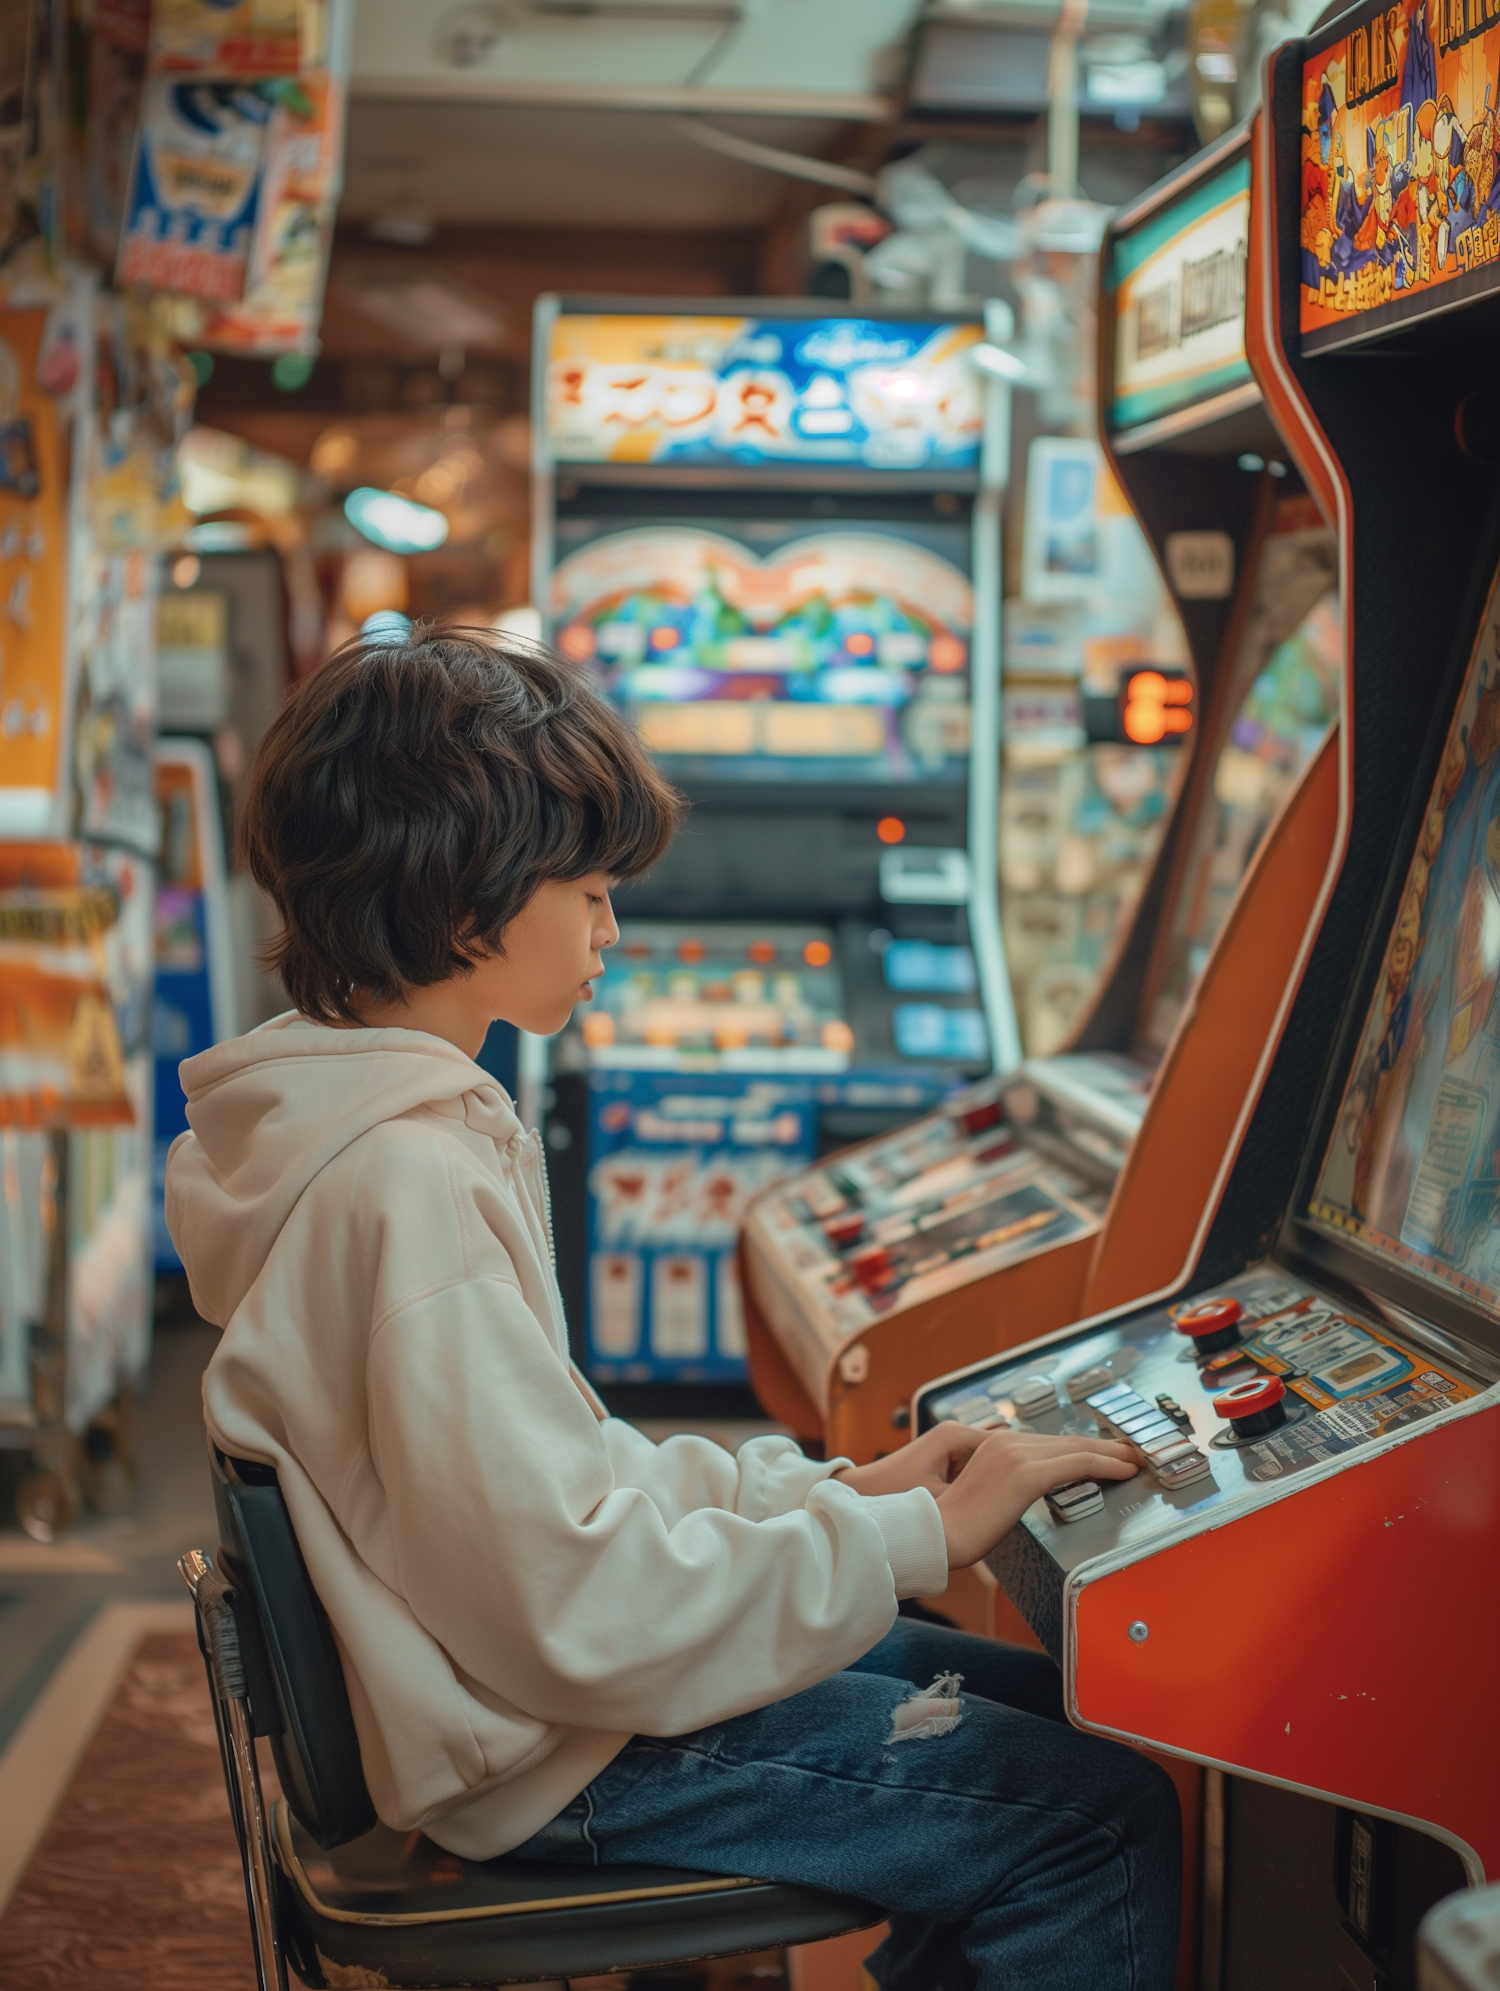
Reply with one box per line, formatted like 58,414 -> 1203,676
274,1802 -> 882,1988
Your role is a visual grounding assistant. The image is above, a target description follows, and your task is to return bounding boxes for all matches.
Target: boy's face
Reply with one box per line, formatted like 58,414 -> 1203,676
474,869 -> 619,1037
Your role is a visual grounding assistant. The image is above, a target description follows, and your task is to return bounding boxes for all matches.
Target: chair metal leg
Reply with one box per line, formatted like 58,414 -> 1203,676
181,1550 -> 289,1991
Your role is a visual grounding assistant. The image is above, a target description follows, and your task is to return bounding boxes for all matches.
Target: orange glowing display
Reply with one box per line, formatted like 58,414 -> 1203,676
1122,671 -> 1193,745
747,939 -> 778,964
803,940 -> 833,967
677,938 -> 706,963
877,816 -> 906,845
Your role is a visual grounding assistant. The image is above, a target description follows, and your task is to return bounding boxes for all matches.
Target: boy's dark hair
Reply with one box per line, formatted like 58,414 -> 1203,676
239,625 -> 684,1024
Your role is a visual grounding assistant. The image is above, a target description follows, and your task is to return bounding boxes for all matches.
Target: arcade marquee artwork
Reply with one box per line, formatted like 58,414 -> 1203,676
1301,0 -> 1500,348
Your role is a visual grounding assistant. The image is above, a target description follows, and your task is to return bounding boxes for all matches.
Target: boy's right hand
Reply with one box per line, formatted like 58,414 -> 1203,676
934,1429 -> 1139,1568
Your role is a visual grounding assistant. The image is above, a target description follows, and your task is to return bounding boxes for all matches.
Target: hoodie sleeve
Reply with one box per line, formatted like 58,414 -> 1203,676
365,1276 -> 948,1737
598,1417 -> 857,1524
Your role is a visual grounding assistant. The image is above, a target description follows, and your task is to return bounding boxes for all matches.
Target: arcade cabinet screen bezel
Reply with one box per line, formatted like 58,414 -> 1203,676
548,513 -> 975,789
1106,148 -> 1253,443
1298,555 -> 1500,1353
1299,1 -> 1500,356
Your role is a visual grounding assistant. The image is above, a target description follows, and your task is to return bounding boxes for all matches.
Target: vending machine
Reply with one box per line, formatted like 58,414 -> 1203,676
916,31 -> 1500,1983
743,124 -> 1345,1459
532,300 -> 1013,1394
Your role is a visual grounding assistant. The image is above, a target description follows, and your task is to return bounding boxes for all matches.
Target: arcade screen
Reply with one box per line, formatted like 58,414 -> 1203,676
1109,154 -> 1250,436
551,519 -> 972,784
545,312 -> 983,470
579,920 -> 852,1065
1309,560 -> 1500,1316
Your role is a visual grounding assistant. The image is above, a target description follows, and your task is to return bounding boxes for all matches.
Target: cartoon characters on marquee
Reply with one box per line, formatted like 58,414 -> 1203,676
1302,0 -> 1500,320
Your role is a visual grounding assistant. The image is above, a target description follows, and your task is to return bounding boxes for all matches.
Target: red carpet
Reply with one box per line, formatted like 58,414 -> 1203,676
0,1631 -> 265,1991
0,1628 -> 789,1989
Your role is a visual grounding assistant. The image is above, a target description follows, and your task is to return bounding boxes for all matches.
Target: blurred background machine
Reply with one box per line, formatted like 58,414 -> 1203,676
917,23 -> 1500,1981
532,299 -> 1014,1405
742,122 -> 1344,1460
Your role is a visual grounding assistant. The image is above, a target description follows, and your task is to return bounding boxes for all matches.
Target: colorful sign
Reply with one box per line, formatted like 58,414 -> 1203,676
586,1070 -> 817,1382
1111,156 -> 1252,432
0,311 -> 70,839
117,76 -> 272,301
1310,556 -> 1500,1314
546,315 -> 984,470
199,67 -> 347,354
1301,0 -> 1500,349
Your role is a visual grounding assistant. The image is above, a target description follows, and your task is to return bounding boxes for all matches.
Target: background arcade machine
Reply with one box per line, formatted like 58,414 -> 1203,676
742,124 -> 1345,1463
916,29 -> 1500,1985
532,300 -> 1011,1403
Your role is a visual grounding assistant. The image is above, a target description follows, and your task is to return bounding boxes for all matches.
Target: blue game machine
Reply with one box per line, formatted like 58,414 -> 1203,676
153,738 -> 237,1273
531,299 -> 1016,1402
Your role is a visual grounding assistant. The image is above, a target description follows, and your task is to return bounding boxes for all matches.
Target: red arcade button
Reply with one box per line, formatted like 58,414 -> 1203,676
1175,1296 -> 1244,1355
1213,1374 -> 1285,1420
954,1099 -> 1004,1136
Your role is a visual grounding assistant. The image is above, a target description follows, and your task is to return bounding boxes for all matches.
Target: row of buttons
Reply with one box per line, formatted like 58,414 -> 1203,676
1085,1381 -> 1213,1494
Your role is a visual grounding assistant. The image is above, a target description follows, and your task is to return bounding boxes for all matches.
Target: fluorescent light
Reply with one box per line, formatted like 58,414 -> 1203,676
970,341 -> 1028,382
345,487 -> 449,554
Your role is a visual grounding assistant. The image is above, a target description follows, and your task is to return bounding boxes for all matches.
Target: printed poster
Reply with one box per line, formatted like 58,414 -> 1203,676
546,315 -> 984,470
585,1070 -> 816,1382
1301,0 -> 1500,349
198,68 -> 346,354
116,76 -> 273,301
0,310 -> 71,839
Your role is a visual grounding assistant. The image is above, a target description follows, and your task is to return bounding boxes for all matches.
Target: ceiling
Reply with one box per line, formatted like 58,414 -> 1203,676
341,0 -> 920,233
350,0 -> 917,113
341,104 -> 852,231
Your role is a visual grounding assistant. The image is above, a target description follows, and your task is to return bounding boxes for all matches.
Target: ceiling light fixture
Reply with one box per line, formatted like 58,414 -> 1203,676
345,487 -> 450,554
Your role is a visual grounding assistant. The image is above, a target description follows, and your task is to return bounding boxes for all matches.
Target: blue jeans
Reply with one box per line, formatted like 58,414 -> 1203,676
513,1619 -> 1181,1990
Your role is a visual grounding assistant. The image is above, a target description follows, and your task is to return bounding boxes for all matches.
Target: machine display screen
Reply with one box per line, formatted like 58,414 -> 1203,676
1300,10 -> 1500,354
551,519 -> 972,784
545,313 -> 983,470
1309,561 -> 1500,1314
579,920 -> 853,1070
1109,154 -> 1250,435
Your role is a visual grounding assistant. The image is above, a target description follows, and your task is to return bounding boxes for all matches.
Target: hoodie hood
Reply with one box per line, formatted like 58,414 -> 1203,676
168,1012 -> 524,1328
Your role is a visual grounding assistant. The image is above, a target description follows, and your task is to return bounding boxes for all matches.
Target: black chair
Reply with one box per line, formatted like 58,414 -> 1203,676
181,1447 -> 881,1990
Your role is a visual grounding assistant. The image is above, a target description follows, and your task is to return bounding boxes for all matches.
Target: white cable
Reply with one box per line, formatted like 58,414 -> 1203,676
670,116 -> 877,195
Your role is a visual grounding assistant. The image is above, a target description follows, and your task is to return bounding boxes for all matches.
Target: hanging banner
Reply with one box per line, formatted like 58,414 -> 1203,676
0,309 -> 71,839
1301,0 -> 1500,350
198,68 -> 347,353
149,0 -> 311,76
116,76 -> 274,301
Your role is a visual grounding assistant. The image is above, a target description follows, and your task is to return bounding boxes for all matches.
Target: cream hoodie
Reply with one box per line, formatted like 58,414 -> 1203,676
168,1015 -> 948,1860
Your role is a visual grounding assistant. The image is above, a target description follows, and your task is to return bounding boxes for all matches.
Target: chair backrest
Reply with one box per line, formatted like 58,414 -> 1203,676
211,1446 -> 377,1849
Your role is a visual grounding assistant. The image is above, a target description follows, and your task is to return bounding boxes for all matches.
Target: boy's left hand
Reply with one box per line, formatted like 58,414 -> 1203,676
831,1421 -> 988,1501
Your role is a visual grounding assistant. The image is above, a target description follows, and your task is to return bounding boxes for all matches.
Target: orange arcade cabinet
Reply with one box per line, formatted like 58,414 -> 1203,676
742,122 -> 1345,1465
915,23 -> 1500,1981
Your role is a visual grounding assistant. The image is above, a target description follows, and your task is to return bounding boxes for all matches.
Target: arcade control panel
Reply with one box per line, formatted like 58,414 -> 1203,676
743,1079 -> 1106,1383
915,1266 -> 1485,1659
742,1054 -> 1155,1382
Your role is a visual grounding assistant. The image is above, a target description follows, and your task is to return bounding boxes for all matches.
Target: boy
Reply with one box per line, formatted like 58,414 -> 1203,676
169,628 -> 1180,1991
